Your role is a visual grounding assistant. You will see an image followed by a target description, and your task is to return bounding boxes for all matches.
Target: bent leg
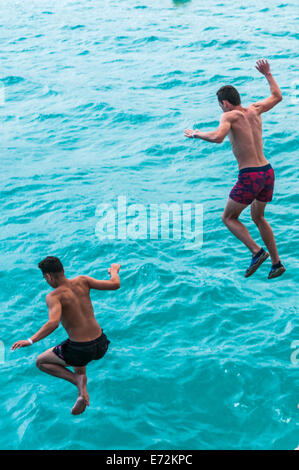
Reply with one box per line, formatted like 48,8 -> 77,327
251,200 -> 280,264
222,198 -> 261,254
71,366 -> 89,414
74,366 -> 89,406
36,347 -> 78,386
36,348 -> 89,415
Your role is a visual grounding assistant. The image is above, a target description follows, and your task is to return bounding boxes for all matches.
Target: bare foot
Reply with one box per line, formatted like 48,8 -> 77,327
71,396 -> 87,415
76,374 -> 89,406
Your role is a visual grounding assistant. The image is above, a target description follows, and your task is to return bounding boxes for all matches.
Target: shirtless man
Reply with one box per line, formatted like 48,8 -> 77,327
184,59 -> 285,279
11,256 -> 121,415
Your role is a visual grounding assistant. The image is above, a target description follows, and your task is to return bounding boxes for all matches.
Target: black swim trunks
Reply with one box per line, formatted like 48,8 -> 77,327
53,332 -> 110,367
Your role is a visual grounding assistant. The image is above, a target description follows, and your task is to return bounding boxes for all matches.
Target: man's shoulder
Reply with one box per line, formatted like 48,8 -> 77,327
222,110 -> 241,122
70,275 -> 90,290
71,275 -> 88,284
45,290 -> 61,305
247,103 -> 260,114
228,107 -> 259,123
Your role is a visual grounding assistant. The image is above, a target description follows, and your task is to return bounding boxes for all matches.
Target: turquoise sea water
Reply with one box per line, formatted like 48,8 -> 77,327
0,0 -> 298,450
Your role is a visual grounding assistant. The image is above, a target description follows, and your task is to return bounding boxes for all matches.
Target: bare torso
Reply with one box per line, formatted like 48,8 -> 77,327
227,106 -> 269,170
49,276 -> 102,342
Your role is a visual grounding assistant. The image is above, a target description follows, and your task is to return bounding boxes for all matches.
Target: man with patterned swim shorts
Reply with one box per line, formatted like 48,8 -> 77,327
185,59 -> 285,279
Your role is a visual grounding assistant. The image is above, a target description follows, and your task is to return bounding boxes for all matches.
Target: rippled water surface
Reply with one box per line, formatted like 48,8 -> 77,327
0,0 -> 298,450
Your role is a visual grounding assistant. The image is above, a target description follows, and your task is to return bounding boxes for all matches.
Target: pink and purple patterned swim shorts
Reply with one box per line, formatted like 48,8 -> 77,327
229,163 -> 275,205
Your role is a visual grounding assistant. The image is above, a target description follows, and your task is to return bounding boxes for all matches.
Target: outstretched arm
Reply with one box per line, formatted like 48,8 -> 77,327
251,59 -> 282,114
184,114 -> 231,144
85,263 -> 121,291
11,294 -> 61,350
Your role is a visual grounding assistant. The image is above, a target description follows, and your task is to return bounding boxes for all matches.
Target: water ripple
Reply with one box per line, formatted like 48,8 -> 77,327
0,0 -> 298,452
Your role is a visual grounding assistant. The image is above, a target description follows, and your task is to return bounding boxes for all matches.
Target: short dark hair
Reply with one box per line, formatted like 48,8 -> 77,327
216,85 -> 241,106
38,256 -> 64,275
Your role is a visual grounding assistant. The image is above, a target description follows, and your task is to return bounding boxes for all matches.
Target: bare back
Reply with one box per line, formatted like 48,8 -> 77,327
50,277 -> 102,342
227,106 -> 269,170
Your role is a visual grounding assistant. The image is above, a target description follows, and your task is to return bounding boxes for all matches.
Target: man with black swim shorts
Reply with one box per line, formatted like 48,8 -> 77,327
11,256 -> 121,415
185,59 -> 285,279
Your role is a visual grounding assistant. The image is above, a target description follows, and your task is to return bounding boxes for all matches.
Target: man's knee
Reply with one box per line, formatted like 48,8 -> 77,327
36,355 -> 46,369
222,212 -> 237,225
36,356 -> 42,369
222,212 -> 229,225
251,213 -> 265,225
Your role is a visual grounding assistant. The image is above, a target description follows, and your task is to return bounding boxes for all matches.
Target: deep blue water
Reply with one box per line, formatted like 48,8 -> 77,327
0,0 -> 298,450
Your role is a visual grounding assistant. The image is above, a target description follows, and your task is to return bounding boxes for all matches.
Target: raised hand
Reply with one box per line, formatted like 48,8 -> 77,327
255,59 -> 271,76
108,263 -> 121,275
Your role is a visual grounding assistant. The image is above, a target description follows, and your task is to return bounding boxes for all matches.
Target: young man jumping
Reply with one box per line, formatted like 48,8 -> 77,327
185,59 -> 285,279
11,256 -> 121,415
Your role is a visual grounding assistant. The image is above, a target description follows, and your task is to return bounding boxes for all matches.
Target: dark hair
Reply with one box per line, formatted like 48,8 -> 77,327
216,85 -> 241,106
38,256 -> 64,275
